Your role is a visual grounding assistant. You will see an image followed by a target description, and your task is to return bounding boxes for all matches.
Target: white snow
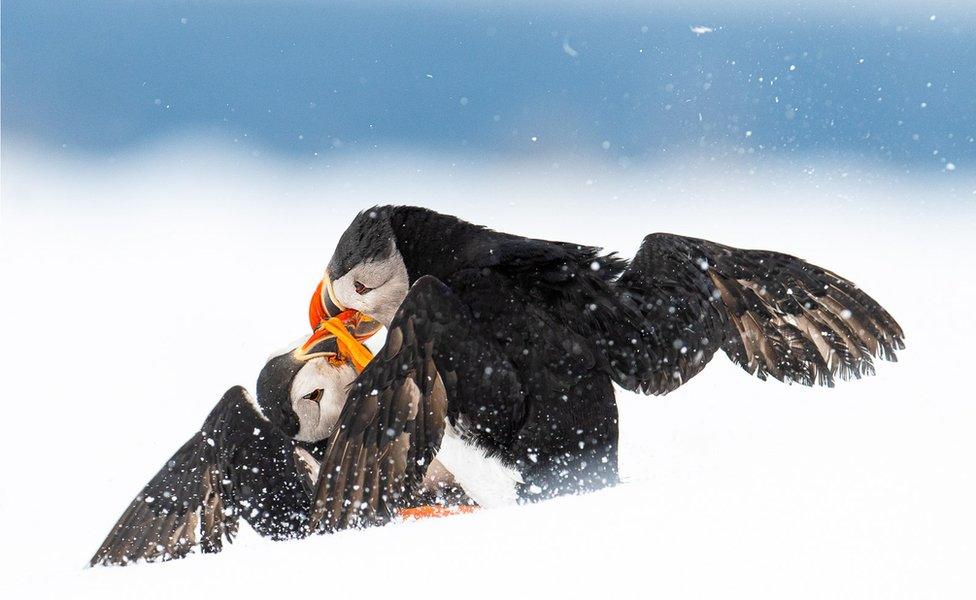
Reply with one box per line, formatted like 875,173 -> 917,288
1,141 -> 974,598
562,38 -> 579,58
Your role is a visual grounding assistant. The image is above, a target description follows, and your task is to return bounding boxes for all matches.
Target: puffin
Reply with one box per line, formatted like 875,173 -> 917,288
89,317 -> 468,567
304,206 -> 904,532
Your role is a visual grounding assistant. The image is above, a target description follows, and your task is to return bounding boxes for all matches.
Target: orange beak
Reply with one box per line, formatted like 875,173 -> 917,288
303,276 -> 382,372
307,277 -> 351,329
308,280 -> 329,330
302,317 -> 375,372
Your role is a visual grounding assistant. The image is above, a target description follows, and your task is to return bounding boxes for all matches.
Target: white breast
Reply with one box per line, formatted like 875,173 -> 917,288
433,421 -> 523,508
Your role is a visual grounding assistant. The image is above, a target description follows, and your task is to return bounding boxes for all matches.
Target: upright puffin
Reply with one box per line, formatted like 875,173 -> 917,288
305,206 -> 904,532
89,318 -> 468,566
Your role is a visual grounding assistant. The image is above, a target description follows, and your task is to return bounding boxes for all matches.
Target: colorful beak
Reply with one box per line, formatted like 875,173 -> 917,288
307,276 -> 349,329
303,276 -> 383,373
301,317 -> 375,373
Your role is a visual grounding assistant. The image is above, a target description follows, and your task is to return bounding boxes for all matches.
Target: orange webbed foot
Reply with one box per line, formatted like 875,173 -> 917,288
399,505 -> 479,521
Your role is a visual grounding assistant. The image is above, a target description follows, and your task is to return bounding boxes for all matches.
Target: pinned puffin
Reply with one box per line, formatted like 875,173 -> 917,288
305,206 -> 904,531
89,318 -> 468,567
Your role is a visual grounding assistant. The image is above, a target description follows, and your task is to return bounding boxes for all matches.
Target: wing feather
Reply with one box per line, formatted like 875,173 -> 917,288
310,275 -> 519,532
89,386 -> 306,566
618,233 -> 904,394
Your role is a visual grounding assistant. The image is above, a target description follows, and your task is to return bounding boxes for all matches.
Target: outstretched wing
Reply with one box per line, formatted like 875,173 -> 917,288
310,275 -> 523,532
617,233 -> 905,395
89,386 -> 306,566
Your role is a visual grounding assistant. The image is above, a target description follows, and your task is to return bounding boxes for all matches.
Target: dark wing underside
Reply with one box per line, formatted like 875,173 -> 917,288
89,393 -> 241,566
90,386 -> 309,567
310,275 -> 522,532
617,233 -> 905,395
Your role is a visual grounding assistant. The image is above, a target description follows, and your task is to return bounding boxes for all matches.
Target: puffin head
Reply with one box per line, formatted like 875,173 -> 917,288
255,328 -> 362,443
312,207 -> 410,328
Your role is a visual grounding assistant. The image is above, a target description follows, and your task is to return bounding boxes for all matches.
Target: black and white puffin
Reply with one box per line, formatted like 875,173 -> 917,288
305,206 -> 904,531
89,318 -> 469,566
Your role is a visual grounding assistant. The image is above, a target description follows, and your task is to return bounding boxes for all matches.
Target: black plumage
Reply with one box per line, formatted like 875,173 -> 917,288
311,276 -> 523,530
89,386 -> 325,567
90,321 -> 471,566
616,234 -> 905,393
311,207 -> 904,532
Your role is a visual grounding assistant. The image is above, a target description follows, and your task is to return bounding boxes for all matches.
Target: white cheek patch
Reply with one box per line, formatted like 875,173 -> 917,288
289,359 -> 358,442
331,249 -> 410,327
434,421 -> 523,508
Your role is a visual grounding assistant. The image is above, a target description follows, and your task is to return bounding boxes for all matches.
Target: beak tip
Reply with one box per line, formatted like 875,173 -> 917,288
309,277 -> 350,331
308,280 -> 328,330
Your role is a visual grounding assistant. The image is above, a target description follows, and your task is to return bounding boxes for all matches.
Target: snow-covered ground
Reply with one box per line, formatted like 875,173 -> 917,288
1,142 -> 974,598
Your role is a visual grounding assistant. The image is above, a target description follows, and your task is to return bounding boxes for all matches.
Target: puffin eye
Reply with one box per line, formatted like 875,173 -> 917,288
354,281 -> 373,295
301,389 -> 324,402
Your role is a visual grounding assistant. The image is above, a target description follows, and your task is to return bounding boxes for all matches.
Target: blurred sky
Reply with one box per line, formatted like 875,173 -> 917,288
2,0 -> 974,175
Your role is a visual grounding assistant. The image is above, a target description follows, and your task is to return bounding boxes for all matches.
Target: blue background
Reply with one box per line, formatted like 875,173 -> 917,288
2,1 -> 973,173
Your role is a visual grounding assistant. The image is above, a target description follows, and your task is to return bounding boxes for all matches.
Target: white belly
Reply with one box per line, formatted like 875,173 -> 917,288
433,421 -> 523,508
